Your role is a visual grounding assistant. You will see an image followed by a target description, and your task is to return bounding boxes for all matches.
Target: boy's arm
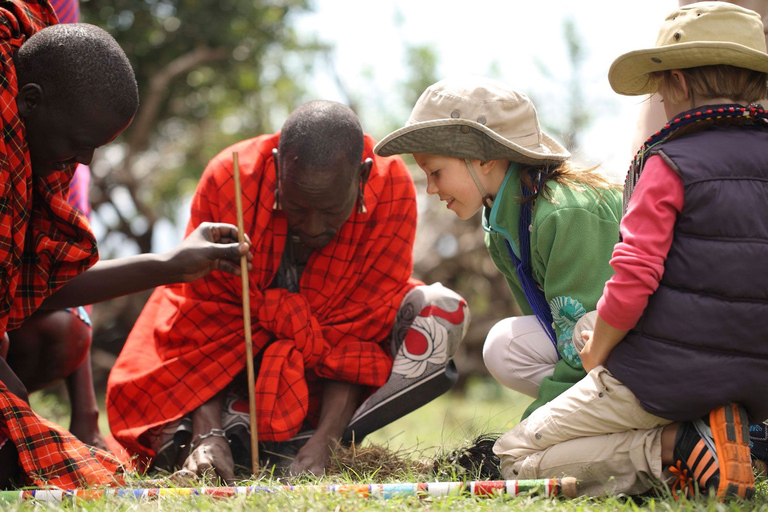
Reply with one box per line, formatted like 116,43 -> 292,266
579,315 -> 628,372
598,156 -> 684,330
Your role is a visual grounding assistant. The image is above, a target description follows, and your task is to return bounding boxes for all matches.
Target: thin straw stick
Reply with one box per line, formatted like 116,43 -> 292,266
232,151 -> 259,475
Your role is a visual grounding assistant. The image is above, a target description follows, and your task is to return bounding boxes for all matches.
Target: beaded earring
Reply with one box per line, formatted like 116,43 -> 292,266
357,169 -> 368,214
357,183 -> 367,214
272,148 -> 281,210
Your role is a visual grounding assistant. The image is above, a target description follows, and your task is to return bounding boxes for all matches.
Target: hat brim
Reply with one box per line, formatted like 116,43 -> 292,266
374,119 -> 570,166
609,41 -> 768,96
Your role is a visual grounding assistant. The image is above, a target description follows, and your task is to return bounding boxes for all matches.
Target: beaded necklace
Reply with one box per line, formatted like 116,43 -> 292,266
624,103 -> 768,213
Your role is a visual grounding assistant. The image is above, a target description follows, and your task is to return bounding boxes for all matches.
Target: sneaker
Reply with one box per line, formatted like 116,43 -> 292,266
749,422 -> 768,473
670,403 -> 755,500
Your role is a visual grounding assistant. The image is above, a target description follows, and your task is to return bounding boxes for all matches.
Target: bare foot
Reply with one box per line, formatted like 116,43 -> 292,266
182,437 -> 235,484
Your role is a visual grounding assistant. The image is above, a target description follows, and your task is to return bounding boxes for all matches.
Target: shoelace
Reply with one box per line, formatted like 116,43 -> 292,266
669,460 -> 695,500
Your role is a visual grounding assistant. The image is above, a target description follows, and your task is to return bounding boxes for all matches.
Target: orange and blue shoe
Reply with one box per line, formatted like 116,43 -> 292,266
749,422 -> 768,473
670,403 -> 755,501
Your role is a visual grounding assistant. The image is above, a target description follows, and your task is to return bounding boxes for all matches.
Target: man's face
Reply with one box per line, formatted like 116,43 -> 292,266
20,90 -> 132,177
279,157 -> 360,250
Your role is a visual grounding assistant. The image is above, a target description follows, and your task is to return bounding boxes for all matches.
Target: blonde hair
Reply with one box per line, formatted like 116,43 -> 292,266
519,160 -> 621,204
651,65 -> 768,105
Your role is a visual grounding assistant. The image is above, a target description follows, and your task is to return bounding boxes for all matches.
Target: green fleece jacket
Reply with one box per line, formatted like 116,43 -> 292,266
483,164 -> 622,418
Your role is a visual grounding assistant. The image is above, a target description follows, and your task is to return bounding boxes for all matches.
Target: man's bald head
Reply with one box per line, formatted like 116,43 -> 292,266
276,101 -> 371,249
15,23 -> 138,121
277,100 -> 364,182
15,23 -> 138,175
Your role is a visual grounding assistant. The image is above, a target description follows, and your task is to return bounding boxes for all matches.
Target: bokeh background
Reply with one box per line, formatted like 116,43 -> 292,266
43,0 -> 679,449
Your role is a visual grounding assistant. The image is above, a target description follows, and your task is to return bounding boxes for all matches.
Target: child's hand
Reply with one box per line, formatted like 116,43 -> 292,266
579,330 -> 604,372
579,315 -> 629,372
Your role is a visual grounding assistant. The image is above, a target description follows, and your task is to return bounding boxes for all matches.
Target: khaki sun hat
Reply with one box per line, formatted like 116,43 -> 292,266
609,1 -> 768,96
374,76 -> 570,166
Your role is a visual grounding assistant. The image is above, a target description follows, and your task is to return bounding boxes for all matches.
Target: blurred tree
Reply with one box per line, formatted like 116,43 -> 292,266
532,16 -> 591,152
78,0 -> 324,354
402,43 -> 438,109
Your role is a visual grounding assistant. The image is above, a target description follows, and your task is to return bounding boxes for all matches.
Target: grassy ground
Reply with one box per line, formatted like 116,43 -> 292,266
18,380 -> 768,511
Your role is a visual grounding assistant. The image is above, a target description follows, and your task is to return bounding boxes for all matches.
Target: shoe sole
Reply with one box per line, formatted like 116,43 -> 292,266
709,403 -> 755,500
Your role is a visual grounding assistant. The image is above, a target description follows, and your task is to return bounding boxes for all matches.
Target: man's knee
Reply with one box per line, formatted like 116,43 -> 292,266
7,310 -> 92,389
393,283 -> 469,363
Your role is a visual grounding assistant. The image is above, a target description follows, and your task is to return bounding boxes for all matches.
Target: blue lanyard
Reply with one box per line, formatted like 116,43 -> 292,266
504,170 -> 558,354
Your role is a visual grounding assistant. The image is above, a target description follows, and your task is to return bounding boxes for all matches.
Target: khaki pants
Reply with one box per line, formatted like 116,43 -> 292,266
483,311 -> 600,399
493,366 -> 674,496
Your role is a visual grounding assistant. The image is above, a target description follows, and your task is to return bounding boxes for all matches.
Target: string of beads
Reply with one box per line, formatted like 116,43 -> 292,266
623,104 -> 768,212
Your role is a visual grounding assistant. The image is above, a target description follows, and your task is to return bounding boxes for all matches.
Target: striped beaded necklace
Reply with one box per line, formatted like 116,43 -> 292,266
624,103 -> 768,213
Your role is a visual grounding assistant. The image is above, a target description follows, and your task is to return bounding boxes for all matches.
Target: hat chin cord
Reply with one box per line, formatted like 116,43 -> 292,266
464,159 -> 494,209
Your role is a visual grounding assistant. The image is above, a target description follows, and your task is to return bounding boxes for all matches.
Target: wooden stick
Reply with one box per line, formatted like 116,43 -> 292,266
232,151 -> 259,475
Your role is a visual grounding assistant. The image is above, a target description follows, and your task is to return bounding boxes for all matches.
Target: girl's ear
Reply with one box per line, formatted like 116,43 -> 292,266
479,159 -> 505,175
668,69 -> 691,102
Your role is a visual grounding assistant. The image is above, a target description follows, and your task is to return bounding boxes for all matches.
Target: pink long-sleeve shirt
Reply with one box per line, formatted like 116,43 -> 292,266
597,155 -> 685,330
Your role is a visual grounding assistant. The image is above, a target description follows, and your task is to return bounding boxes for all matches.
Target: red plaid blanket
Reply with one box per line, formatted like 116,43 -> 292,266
0,0 -> 98,336
0,381 -> 121,487
107,133 -> 420,461
0,0 -> 116,489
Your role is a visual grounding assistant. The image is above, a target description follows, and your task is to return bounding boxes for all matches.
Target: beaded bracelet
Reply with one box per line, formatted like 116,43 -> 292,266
189,428 -> 227,452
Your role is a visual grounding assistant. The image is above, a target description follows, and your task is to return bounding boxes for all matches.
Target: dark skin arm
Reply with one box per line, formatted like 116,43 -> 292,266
289,380 -> 362,476
0,353 -> 27,403
65,352 -> 107,450
40,222 -> 252,309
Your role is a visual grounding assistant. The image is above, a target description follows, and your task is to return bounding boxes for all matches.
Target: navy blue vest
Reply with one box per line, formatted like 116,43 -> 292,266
606,125 -> 768,422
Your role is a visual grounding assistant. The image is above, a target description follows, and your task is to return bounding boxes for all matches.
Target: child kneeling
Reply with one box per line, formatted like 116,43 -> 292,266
495,1 -> 768,500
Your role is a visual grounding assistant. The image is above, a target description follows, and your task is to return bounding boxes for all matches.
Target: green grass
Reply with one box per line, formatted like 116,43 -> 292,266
366,377 -> 531,455
21,381 -> 768,511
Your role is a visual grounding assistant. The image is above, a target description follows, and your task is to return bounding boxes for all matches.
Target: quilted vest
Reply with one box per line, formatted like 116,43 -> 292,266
606,125 -> 768,422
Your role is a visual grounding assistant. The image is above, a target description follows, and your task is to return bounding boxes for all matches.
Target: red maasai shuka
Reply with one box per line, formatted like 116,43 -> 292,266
107,133 -> 420,462
0,0 -> 98,336
0,381 -> 121,487
0,1 -> 117,488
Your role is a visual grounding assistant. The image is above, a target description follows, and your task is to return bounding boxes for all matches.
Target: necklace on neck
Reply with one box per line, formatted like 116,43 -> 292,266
624,103 -> 768,213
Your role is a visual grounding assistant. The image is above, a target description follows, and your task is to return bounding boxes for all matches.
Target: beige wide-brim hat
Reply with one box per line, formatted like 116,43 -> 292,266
374,76 -> 570,166
609,1 -> 768,96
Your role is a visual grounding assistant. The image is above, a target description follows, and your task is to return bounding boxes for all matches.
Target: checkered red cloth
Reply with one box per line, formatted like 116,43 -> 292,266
107,133 -> 420,462
0,0 -> 116,489
0,0 -> 98,337
0,381 -> 122,487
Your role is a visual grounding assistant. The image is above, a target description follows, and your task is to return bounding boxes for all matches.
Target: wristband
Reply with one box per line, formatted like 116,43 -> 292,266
190,428 -> 227,451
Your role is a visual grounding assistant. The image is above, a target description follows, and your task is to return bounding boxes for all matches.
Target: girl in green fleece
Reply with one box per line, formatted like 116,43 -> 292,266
374,76 -> 622,419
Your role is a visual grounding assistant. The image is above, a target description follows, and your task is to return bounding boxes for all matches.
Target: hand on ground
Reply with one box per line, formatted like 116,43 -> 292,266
182,436 -> 235,485
289,437 -> 333,477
